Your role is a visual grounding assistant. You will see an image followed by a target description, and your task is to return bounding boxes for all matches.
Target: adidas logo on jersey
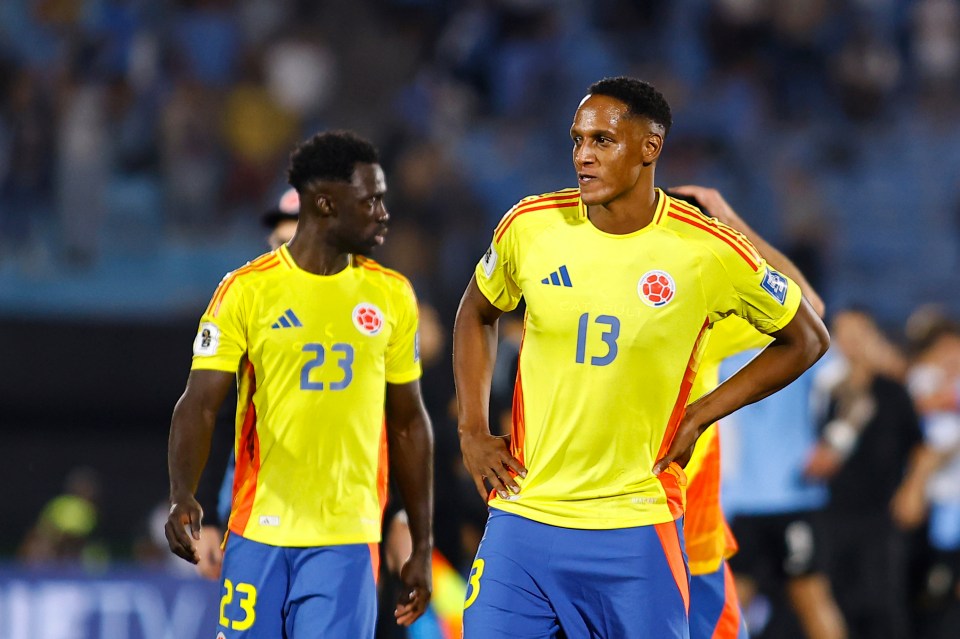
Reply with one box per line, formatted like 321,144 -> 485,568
271,308 -> 303,329
541,265 -> 573,287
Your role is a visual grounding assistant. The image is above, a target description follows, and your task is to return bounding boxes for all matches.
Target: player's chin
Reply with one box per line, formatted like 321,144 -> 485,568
578,185 -> 607,207
353,240 -> 380,257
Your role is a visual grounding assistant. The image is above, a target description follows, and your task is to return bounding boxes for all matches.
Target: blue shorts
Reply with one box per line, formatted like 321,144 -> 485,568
462,509 -> 690,638
216,533 -> 378,638
689,560 -> 749,639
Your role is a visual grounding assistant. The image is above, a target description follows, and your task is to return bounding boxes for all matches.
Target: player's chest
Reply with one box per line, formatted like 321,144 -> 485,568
247,287 -> 393,365
518,233 -> 707,342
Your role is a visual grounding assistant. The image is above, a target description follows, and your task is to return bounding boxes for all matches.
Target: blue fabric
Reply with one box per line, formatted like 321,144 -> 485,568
217,533 -> 376,638
719,352 -> 829,516
689,561 -> 749,639
930,502 -> 960,551
462,509 -> 690,638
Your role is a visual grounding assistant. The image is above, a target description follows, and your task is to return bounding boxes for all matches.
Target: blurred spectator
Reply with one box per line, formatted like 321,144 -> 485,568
806,308 -> 922,639
160,80 -> 223,232
58,79 -> 109,267
0,68 -> 54,268
720,357 -> 846,639
895,310 -> 960,638
910,0 -> 960,93
18,467 -> 108,568
220,57 -> 299,212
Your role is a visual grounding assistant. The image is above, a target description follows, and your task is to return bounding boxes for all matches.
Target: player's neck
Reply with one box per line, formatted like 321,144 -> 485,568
286,235 -> 351,276
587,185 -> 659,235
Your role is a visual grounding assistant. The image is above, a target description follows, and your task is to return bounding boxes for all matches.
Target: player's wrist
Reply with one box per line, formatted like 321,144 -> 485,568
457,421 -> 492,439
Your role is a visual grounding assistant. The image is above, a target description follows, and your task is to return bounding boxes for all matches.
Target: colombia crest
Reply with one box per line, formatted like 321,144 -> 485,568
638,270 -> 676,307
353,303 -> 384,335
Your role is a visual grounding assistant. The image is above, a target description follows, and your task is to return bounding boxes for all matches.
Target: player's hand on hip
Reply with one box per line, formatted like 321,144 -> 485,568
395,548 -> 433,626
164,495 -> 203,564
652,416 -> 703,475
459,430 -> 527,500
194,524 -> 224,579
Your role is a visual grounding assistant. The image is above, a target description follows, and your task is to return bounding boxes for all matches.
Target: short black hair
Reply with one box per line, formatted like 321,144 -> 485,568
587,77 -> 672,136
287,131 -> 380,191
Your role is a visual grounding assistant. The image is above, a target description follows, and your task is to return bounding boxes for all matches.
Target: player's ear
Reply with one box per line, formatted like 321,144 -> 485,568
641,131 -> 663,166
315,192 -> 335,217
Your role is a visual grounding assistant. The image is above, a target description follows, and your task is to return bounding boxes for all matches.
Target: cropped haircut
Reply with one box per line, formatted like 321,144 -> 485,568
587,77 -> 672,136
287,131 -> 380,191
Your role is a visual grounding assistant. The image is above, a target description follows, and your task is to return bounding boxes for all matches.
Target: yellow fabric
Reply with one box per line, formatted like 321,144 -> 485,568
191,245 -> 420,546
475,189 -> 801,529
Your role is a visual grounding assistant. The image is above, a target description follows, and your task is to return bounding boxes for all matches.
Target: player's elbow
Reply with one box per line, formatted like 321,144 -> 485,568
805,293 -> 826,319
802,314 -> 831,365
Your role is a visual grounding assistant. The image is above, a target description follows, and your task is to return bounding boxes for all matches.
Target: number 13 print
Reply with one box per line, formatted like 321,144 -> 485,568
575,313 -> 620,366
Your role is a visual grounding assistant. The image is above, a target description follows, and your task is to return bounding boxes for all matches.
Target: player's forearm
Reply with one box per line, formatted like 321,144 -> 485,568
168,394 -> 217,502
453,302 -> 500,435
687,300 -> 829,429
388,413 -> 434,552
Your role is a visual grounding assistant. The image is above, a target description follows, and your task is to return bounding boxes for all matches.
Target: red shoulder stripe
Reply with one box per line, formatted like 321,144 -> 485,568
669,203 -> 761,261
276,247 -> 293,268
495,199 -> 580,243
493,191 -> 580,239
207,256 -> 281,316
667,210 -> 760,270
358,259 -> 407,282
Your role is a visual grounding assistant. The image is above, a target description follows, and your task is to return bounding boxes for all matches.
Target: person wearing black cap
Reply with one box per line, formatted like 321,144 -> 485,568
262,187 -> 300,250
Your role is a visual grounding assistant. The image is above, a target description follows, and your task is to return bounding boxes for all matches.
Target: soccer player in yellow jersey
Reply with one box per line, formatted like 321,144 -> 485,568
165,131 -> 434,638
453,77 -> 830,638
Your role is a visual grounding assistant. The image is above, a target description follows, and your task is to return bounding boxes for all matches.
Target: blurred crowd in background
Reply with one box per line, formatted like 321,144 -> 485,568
4,0 -> 960,637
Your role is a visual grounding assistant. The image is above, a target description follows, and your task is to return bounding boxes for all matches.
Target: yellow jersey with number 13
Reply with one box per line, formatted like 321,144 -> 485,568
191,244 -> 421,547
475,189 -> 800,530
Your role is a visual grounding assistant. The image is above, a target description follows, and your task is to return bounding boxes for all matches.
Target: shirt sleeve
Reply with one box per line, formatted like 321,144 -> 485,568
474,210 -> 523,312
191,272 -> 247,373
701,315 -> 773,367
385,279 -> 422,385
706,242 -> 803,335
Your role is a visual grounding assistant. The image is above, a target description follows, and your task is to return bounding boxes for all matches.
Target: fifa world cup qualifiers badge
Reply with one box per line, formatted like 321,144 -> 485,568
481,243 -> 498,278
193,322 -> 220,356
761,267 -> 788,304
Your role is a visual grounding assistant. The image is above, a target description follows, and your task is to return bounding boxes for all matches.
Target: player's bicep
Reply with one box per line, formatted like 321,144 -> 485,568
474,219 -> 522,311
461,275 -> 506,327
192,276 -> 247,372
385,379 -> 429,436
713,252 -> 802,335
386,283 -> 423,384
184,369 -> 236,413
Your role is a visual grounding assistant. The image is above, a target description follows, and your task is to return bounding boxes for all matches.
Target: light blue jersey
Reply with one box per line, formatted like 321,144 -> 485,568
719,352 -> 829,516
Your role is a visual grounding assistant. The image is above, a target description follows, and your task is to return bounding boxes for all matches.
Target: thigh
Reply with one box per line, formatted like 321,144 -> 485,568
777,512 -> 823,579
728,516 -> 767,585
550,519 -> 690,639
462,510 -> 562,639
690,561 -> 749,639
217,533 -> 289,639
286,543 -> 378,639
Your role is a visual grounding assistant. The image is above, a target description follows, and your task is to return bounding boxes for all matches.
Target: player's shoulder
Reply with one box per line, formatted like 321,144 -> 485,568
354,256 -> 414,292
493,187 -> 581,241
660,194 -> 761,269
217,249 -> 286,289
